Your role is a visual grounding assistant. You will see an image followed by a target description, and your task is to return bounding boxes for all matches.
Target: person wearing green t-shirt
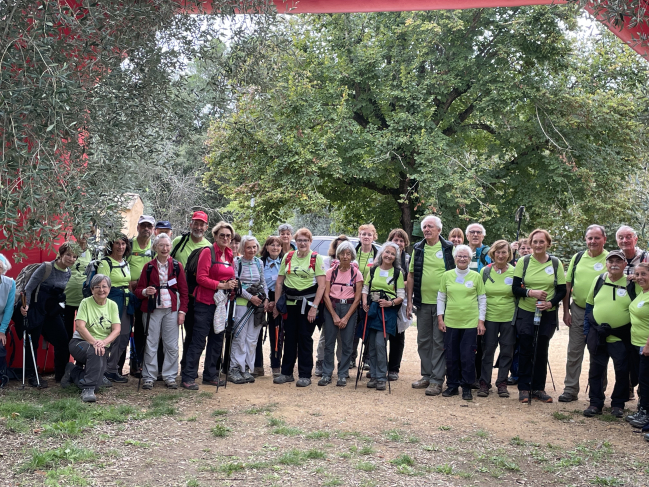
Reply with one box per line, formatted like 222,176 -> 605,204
171,211 -> 211,370
406,215 -> 455,397
559,225 -> 608,403
627,263 -> 649,429
478,240 -> 516,398
437,245 -> 486,401
361,242 -> 405,392
583,251 -> 637,418
64,233 -> 93,341
273,228 -> 326,388
512,228 -> 566,404
63,274 -> 122,403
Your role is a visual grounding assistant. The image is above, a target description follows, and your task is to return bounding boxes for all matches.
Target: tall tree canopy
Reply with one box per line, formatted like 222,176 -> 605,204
206,7 -> 649,250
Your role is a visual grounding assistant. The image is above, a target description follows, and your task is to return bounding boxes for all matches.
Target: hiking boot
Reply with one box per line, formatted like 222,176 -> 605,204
252,367 -> 265,377
583,405 -> 602,417
60,363 -> 76,389
507,376 -> 518,385
181,381 -> 199,390
470,381 -> 480,390
462,388 -> 473,401
273,374 -> 295,384
227,367 -> 246,385
363,362 -> 370,371
28,376 -> 47,388
645,433 -> 649,442
104,372 -> 128,383
497,383 -> 510,398
442,387 -> 459,397
318,376 -> 332,386
272,367 -> 281,377
376,381 -> 387,391
242,371 -> 255,383
626,407 -> 646,422
101,376 -> 113,388
296,377 -> 311,387
629,386 -> 635,401
610,407 -> 624,418
336,377 -> 347,387
367,378 -> 377,388
165,379 -> 178,389
314,360 -> 324,377
425,383 -> 443,396
202,377 -> 226,387
349,360 -> 357,370
412,377 -> 430,389
519,391 -> 530,403
532,390 -> 553,403
630,410 -> 649,428
81,388 -> 96,403
142,380 -> 154,390
559,391 -> 578,402
477,380 -> 489,397
388,371 -> 399,381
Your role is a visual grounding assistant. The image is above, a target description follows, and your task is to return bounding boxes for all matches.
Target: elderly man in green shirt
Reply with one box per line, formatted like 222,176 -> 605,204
559,224 -> 608,403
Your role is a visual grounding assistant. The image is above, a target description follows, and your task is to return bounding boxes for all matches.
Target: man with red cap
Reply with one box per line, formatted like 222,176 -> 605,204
172,211 -> 212,369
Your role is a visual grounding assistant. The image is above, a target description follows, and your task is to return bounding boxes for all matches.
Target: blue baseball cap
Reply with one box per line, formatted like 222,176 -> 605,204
155,220 -> 172,230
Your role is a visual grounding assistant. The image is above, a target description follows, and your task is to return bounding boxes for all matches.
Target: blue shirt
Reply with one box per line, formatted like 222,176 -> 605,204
264,257 -> 281,292
0,277 -> 16,334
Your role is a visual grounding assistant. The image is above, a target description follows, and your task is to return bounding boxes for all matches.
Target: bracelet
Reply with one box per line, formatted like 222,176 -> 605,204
391,300 -> 395,307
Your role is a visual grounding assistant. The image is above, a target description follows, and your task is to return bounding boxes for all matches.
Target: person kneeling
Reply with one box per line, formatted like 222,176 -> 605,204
61,275 -> 121,403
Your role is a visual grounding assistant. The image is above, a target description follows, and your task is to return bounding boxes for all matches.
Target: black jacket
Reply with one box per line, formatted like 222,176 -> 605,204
411,237 -> 455,307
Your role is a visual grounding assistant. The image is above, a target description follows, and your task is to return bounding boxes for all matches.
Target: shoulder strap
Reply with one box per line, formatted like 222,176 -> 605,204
236,257 -> 242,278
172,232 -> 191,258
482,264 -> 494,284
285,251 -> 295,273
521,255 -> 532,286
628,281 -> 637,301
34,262 -> 53,303
254,256 -> 263,275
551,256 -> 559,289
309,252 -> 317,271
570,250 -> 585,284
390,267 -> 400,293
593,273 -> 607,299
367,266 -> 377,292
330,266 -> 339,286
146,262 -> 154,286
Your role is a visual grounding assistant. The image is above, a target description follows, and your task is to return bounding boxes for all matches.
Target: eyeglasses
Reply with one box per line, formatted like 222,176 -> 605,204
296,239 -> 310,244
456,255 -> 470,260
218,233 -> 232,239
468,231 -> 483,235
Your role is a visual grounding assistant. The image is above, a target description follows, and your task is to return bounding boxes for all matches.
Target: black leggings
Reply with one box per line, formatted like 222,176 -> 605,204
24,314 -> 70,381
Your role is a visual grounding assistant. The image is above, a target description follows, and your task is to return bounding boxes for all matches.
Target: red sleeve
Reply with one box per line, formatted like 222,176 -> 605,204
196,246 -> 219,291
176,262 -> 189,313
135,260 -> 154,300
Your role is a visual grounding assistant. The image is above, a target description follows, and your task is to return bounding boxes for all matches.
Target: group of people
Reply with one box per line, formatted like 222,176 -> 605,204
1,211 -> 648,441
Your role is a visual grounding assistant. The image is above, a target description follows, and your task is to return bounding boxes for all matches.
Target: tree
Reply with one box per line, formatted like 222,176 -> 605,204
206,7 -> 648,248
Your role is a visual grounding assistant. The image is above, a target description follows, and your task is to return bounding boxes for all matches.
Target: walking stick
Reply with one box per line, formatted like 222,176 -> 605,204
355,309 -> 369,390
218,287 -> 236,392
21,294 -> 41,388
547,360 -> 556,391
22,328 -> 26,390
137,296 -> 154,392
514,206 -> 525,261
381,306 -> 391,394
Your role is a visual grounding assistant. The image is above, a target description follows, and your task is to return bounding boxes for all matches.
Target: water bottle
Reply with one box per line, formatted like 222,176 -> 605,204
534,301 -> 542,326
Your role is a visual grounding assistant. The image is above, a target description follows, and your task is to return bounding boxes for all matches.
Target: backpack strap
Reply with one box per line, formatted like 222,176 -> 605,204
34,262 -> 53,303
170,232 -> 191,259
569,250 -> 585,284
592,273 -> 607,299
482,264 -> 494,284
551,256 -> 559,289
309,252 -> 317,271
520,255 -> 532,287
285,251 -> 295,274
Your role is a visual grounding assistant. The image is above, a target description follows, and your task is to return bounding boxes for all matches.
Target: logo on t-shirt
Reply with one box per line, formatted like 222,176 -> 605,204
545,266 -> 554,275
504,277 -> 513,285
594,263 -> 604,271
638,301 -> 645,308
616,288 -> 627,297
436,251 -> 443,259
465,281 -> 474,288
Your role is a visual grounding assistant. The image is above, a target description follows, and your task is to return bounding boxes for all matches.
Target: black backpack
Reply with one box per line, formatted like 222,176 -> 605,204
185,246 -> 216,295
592,272 -> 637,302
170,232 -> 191,259
366,266 -> 401,298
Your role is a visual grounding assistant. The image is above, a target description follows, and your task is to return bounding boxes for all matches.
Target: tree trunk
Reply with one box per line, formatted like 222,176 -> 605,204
397,174 -> 414,238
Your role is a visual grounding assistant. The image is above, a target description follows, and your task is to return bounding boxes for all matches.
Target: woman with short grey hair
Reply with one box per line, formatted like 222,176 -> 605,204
278,223 -> 296,254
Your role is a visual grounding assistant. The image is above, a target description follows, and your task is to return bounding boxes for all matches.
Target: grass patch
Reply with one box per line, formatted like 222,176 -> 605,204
336,430 -> 363,439
552,411 -> 572,421
383,428 -> 404,441
267,417 -> 285,427
306,430 -> 330,439
476,429 -> 489,438
598,414 -> 620,423
244,403 -> 277,414
41,420 -> 86,438
304,448 -> 326,460
434,464 -> 453,475
591,477 -> 623,486
323,479 -> 342,486
197,391 -> 212,399
211,409 -> 228,417
439,425 -> 451,431
211,424 -> 231,438
510,436 -> 526,446
186,478 -> 200,487
22,442 -> 96,472
272,426 -> 303,436
44,466 -> 89,486
356,461 -> 376,471
390,454 -> 415,467
218,462 -> 245,475
490,455 -> 520,472
359,445 -> 375,455
277,449 -> 304,466
422,444 -> 439,452
124,439 -> 149,448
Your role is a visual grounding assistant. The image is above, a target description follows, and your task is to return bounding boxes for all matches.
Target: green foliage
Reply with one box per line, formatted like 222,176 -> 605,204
211,424 -> 231,437
22,442 -> 96,472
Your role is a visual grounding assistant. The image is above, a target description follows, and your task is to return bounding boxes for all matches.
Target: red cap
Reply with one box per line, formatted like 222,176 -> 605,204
191,211 -> 208,223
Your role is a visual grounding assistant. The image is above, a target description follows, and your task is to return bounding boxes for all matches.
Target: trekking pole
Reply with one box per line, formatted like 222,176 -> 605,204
137,296 -> 154,392
381,306 -> 391,394
21,294 -> 40,388
219,287 -> 236,391
27,333 -> 40,388
547,359 -> 556,391
355,309 -> 369,390
22,329 -> 26,390
514,206 -> 525,261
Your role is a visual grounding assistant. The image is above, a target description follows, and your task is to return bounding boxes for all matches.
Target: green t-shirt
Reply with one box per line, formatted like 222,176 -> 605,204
357,250 -> 375,275
73,296 -> 120,346
408,242 -> 446,304
127,238 -> 154,282
566,250 -> 608,308
630,290 -> 649,347
363,266 -> 405,298
279,251 -> 326,304
514,256 -> 566,313
439,269 -> 485,329
97,257 -> 131,305
480,265 -> 516,323
65,250 -> 92,307
171,235 -> 211,267
586,274 -> 639,343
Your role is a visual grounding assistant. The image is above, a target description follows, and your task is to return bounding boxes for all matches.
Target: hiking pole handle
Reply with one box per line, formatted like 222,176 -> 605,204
21,293 -> 26,308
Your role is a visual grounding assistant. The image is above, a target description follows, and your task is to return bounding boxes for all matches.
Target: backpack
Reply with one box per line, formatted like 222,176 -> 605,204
236,256 -> 264,279
568,250 -> 585,284
482,263 -> 495,284
146,259 -> 181,287
82,257 -> 121,298
129,238 -> 156,260
510,254 -> 560,325
329,264 -> 358,292
285,251 -> 317,274
170,232 -> 190,259
592,272 -> 637,302
366,266 -> 401,298
185,245 -> 224,295
14,262 -> 53,305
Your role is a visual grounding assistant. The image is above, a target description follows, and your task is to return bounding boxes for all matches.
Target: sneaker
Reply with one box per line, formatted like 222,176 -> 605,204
227,368 -> 246,385
627,407 -> 646,422
630,410 -> 649,428
101,376 -> 113,388
60,363 -> 76,389
532,390 -> 553,403
477,380 -> 489,397
507,376 -> 518,385
442,387 -> 459,397
81,388 -> 96,403
252,367 -> 265,377
336,377 -> 347,387
367,379 -> 377,388
519,391 -> 530,403
242,371 -> 255,383
376,381 -> 387,391
462,388 -> 473,401
318,376 -> 332,386
272,368 -> 281,377
470,381 -> 480,390
388,371 -> 399,381
583,405 -> 602,417
202,378 -> 226,387
412,377 -> 430,389
273,374 -> 295,384
363,362 -> 370,371
314,360 -> 324,377
296,377 -> 311,387
165,379 -> 178,389
645,433 -> 649,442
28,376 -> 47,388
181,381 -> 199,390
497,383 -> 510,398
142,380 -> 153,390
558,391 -> 578,402
349,360 -> 357,370
610,407 -> 624,418
425,383 -> 443,396
104,372 -> 128,383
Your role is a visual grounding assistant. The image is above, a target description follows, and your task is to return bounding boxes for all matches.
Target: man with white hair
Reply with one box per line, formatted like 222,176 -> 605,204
406,215 -> 455,396
466,223 -> 491,272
